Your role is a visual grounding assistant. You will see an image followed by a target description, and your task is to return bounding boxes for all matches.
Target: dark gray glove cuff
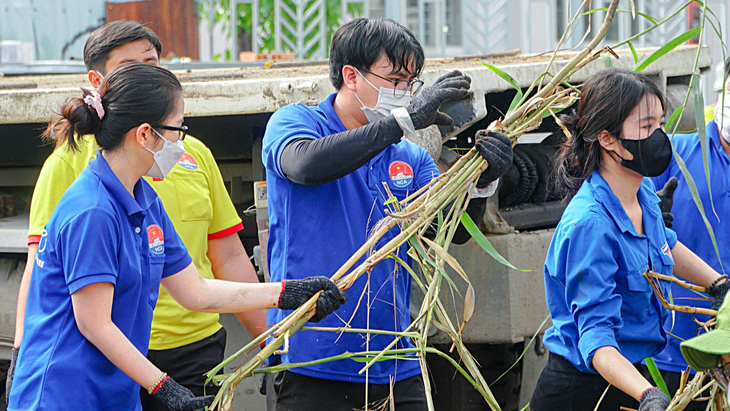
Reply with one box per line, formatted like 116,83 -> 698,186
5,347 -> 18,405
278,276 -> 348,322
639,387 -> 670,411
151,376 -> 214,411
709,277 -> 730,311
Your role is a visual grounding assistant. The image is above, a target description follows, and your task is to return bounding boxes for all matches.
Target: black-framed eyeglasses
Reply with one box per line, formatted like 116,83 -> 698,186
361,69 -> 424,98
153,125 -> 188,141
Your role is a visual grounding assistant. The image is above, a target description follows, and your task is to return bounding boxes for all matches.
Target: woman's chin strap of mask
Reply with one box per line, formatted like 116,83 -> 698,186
145,128 -> 186,179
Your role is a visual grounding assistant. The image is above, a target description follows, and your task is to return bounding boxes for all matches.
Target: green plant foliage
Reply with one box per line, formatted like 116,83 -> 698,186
199,0 -> 364,60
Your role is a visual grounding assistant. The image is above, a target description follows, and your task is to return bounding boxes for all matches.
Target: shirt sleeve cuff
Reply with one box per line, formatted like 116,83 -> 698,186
27,235 -> 41,245
578,327 -> 620,371
208,222 -> 244,240
162,255 -> 194,278
67,274 -> 118,294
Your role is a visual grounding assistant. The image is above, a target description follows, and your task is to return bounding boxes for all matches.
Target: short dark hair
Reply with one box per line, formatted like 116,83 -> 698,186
84,20 -> 162,74
44,62 -> 182,152
329,18 -> 425,89
552,68 -> 666,198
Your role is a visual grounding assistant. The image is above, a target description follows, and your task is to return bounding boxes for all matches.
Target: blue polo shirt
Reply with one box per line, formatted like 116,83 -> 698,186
542,171 -> 677,374
650,120 -> 730,373
262,93 -> 438,383
9,152 -> 192,411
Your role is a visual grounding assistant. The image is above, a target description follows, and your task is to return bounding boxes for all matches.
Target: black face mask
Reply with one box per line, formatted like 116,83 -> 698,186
614,128 -> 672,177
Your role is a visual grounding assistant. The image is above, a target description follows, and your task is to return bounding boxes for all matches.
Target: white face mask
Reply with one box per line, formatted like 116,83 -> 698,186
145,129 -> 185,179
715,94 -> 730,144
353,68 -> 412,123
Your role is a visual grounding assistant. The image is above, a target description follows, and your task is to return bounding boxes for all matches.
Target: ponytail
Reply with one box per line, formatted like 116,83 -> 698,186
42,88 -> 103,152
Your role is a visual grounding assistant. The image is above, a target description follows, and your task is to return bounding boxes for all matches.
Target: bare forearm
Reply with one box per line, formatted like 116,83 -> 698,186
672,241 -> 723,288
194,279 -> 280,313
14,244 -> 38,347
81,321 -> 161,388
208,235 -> 267,337
592,346 -> 652,400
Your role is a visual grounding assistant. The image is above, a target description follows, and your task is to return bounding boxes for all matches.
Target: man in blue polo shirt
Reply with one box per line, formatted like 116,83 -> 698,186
650,59 -> 730,410
262,18 -> 514,411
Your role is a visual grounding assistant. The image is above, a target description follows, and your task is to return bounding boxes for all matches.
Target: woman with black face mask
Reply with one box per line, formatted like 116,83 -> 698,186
529,68 -> 729,411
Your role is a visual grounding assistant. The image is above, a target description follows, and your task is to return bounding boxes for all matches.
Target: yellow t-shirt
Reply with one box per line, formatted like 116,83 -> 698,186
28,134 -> 243,350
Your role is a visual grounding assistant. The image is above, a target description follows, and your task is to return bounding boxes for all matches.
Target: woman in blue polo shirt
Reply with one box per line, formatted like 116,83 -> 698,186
529,68 -> 729,411
7,62 -> 346,411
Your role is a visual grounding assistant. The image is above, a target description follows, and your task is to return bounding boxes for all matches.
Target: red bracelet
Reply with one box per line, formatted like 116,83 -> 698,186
278,280 -> 286,308
151,376 -> 170,395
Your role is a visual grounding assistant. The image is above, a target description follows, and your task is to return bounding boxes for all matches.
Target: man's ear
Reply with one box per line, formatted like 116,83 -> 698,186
88,70 -> 104,90
341,65 -> 359,92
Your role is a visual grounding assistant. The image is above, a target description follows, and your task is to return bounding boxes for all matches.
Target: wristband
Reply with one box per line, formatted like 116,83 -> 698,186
391,107 -> 416,139
147,372 -> 168,395
711,275 -> 728,289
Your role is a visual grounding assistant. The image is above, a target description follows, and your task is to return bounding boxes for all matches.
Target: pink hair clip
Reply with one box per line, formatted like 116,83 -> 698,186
83,90 -> 105,120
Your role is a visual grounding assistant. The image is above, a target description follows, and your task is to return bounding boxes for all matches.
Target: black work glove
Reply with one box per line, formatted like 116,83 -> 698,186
278,276 -> 348,322
151,376 -> 214,411
5,347 -> 18,405
406,70 -> 471,130
709,277 -> 730,311
657,177 -> 678,228
474,131 -> 514,188
639,387 -> 670,411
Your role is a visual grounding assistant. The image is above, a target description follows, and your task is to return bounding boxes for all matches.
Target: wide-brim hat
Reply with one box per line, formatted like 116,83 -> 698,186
681,297 -> 730,371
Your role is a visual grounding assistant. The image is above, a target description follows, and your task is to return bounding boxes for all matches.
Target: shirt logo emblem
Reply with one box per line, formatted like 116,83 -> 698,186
661,242 -> 673,262
389,161 -> 414,188
178,153 -> 198,171
147,225 -> 165,255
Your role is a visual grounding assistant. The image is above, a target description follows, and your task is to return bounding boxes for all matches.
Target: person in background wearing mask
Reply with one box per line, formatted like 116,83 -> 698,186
529,68 -> 728,411
648,57 -> 730,410
6,21 -> 267,410
6,62 -> 346,411
680,297 -> 730,405
261,18 -> 513,411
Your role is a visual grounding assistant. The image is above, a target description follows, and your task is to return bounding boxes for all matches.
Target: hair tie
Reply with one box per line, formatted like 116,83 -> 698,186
83,90 -> 105,120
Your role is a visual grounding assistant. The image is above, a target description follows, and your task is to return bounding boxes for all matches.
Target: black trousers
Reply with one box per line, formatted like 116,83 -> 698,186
267,370 -> 428,411
530,352 -> 640,411
140,327 -> 227,411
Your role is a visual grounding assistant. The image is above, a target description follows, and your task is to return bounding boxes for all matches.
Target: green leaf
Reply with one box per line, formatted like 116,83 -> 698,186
672,147 -> 725,272
479,62 -> 523,116
627,42 -> 638,65
491,313 -> 550,385
645,357 -> 670,398
665,107 -> 684,132
634,27 -> 702,73
460,213 -> 527,271
581,8 -> 658,26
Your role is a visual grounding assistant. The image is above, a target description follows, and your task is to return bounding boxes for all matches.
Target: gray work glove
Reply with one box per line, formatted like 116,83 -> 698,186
278,276 -> 348,322
709,277 -> 730,311
5,347 -> 18,405
406,70 -> 471,130
657,177 -> 678,228
639,387 -> 670,411
151,376 -> 214,411
474,130 -> 514,188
